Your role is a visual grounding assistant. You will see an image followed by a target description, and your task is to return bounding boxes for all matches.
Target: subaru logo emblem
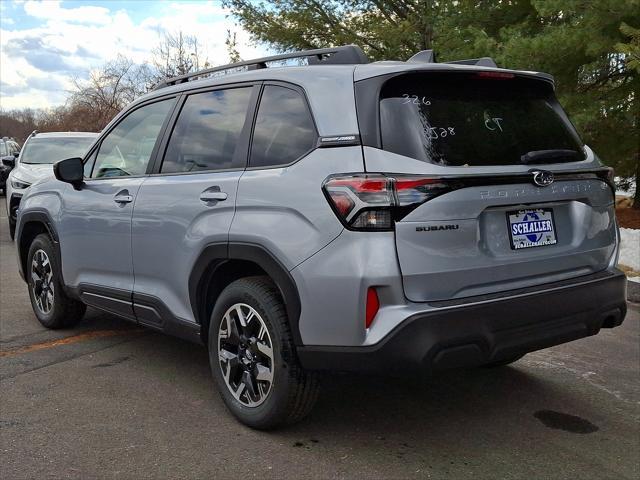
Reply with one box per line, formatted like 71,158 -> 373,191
532,170 -> 554,187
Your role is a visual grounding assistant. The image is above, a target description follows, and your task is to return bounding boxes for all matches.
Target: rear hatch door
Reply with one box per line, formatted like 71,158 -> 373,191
357,69 -> 617,302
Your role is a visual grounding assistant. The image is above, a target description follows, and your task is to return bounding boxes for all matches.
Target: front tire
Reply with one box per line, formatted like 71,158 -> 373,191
27,234 -> 86,329
208,276 -> 319,430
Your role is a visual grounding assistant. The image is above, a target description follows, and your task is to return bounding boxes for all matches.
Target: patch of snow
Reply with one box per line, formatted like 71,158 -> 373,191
619,228 -> 640,273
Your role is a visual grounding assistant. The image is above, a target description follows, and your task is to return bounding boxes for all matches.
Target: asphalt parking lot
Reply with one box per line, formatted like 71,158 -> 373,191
1,207 -> 638,480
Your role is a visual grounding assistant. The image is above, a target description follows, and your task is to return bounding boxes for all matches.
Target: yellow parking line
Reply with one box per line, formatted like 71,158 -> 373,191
0,329 -> 143,358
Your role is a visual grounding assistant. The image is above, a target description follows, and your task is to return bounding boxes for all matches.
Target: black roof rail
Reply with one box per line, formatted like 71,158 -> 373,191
406,49 -> 498,68
154,45 -> 369,90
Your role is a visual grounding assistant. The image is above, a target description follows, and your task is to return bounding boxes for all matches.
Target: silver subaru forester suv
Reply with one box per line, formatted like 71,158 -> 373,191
15,46 -> 627,429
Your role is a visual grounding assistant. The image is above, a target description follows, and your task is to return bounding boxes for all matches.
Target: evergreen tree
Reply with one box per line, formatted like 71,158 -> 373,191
226,0 -> 640,205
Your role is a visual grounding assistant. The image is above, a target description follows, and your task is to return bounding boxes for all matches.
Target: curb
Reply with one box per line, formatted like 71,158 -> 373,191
627,279 -> 640,303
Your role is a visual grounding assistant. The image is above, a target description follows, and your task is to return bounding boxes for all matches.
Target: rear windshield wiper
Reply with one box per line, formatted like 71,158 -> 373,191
521,149 -> 580,165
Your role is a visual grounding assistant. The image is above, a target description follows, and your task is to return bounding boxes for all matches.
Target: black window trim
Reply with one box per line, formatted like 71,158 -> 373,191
148,81 -> 262,176
245,81 -> 319,171
82,94 -> 180,181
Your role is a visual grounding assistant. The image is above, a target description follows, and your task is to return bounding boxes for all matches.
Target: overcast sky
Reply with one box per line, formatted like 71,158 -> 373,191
0,0 -> 269,110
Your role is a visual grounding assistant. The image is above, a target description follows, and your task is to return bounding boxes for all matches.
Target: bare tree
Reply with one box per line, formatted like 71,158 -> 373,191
225,30 -> 242,63
69,55 -> 152,131
2,32 -> 226,137
0,108 -> 39,142
151,31 -> 209,83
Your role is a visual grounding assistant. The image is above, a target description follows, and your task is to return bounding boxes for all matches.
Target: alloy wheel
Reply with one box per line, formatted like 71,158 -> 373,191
217,303 -> 274,407
31,249 -> 54,314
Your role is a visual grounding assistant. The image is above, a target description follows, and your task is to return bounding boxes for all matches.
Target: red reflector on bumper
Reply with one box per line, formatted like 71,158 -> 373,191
365,287 -> 379,329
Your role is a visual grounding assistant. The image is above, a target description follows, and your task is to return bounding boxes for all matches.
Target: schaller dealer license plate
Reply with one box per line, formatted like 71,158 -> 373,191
507,208 -> 557,250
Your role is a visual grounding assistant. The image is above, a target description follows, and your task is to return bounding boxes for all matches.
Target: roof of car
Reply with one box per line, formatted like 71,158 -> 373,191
149,62 -> 549,97
144,44 -> 550,98
131,65 -> 364,136
124,45 -> 553,137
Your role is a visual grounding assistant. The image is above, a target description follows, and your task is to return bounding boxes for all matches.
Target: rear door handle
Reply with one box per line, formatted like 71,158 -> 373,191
114,193 -> 133,204
200,190 -> 228,202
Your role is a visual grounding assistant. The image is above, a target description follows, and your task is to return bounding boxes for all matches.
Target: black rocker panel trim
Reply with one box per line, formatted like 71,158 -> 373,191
132,292 -> 201,344
74,284 -> 202,343
75,283 -> 136,322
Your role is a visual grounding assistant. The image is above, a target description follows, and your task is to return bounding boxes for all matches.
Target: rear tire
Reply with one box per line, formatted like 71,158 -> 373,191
484,354 -> 525,368
27,234 -> 86,329
208,276 -> 320,430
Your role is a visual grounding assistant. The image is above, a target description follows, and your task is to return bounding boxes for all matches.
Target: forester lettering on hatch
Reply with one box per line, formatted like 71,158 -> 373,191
480,182 -> 593,200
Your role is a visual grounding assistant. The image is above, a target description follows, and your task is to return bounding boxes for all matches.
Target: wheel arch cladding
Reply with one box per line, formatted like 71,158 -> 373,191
189,243 -> 303,346
17,211 -> 59,284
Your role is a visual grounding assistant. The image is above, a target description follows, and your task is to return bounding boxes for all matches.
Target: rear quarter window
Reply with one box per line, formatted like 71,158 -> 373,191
249,85 -> 316,168
379,73 -> 585,166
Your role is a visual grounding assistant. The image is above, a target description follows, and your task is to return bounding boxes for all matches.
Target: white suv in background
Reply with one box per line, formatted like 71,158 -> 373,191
6,131 -> 97,239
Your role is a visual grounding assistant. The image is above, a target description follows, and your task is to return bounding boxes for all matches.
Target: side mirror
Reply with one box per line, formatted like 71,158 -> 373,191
54,157 -> 84,189
1,156 -> 15,168
13,151 -> 19,158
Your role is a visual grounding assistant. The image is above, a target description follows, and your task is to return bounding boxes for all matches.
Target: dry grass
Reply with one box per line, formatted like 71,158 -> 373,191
615,197 -> 639,229
619,264 -> 640,278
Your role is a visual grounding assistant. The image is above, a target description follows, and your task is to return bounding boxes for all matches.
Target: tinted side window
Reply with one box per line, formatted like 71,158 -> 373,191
250,85 -> 316,168
161,88 -> 252,173
92,99 -> 174,178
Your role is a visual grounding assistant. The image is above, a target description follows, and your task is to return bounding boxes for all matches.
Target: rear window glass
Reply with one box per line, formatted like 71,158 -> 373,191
379,73 -> 585,166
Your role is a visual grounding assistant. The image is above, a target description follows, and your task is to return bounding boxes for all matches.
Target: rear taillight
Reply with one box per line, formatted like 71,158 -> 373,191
323,174 -> 451,230
596,167 -> 616,196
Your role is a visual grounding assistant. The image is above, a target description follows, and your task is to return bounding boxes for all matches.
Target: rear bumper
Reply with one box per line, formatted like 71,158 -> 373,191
297,269 -> 627,374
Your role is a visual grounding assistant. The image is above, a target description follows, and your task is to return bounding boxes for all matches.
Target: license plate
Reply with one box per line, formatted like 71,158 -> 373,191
507,208 -> 557,250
